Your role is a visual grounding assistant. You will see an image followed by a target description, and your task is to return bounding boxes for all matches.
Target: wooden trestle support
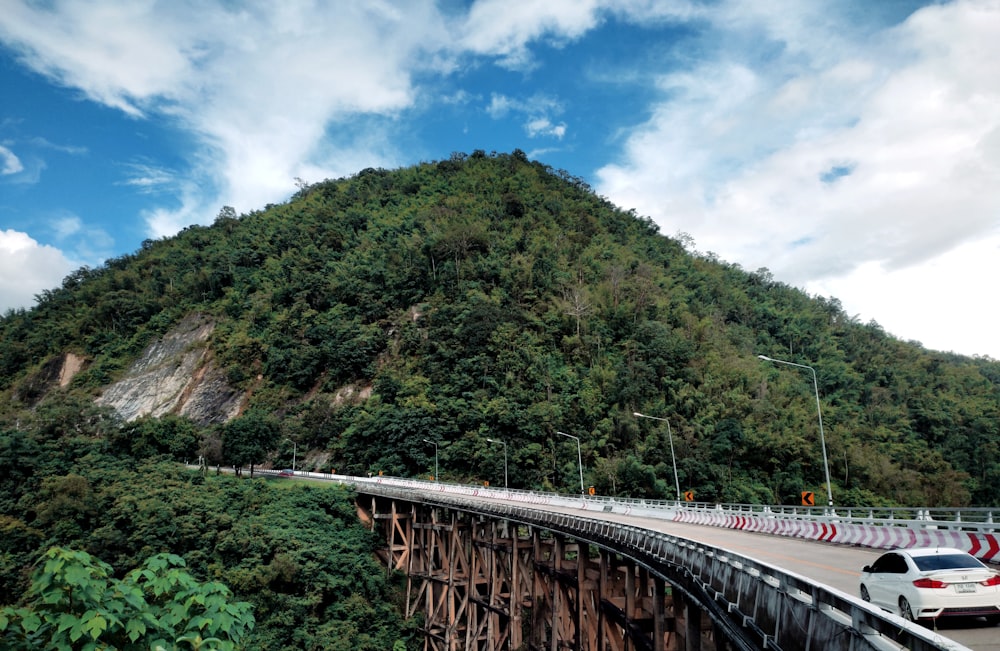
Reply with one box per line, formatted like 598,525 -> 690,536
358,495 -> 720,651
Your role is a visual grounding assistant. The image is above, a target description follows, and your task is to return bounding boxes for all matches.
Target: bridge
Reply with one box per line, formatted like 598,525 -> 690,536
263,470 -> 1000,651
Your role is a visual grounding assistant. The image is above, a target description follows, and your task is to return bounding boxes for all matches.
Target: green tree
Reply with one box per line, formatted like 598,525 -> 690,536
2,150 -> 1000,515
0,547 -> 254,650
111,415 -> 200,462
222,412 -> 278,477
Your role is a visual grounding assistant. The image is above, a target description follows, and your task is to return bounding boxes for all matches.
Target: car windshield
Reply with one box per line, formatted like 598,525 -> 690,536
911,553 -> 983,572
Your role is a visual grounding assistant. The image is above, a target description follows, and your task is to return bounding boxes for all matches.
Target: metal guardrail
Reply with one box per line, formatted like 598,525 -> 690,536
248,469 -> 991,649
264,469 -> 999,536
353,481 -> 975,651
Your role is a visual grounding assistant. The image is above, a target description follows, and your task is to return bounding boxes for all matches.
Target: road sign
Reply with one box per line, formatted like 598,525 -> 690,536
684,490 -> 694,502
801,491 -> 815,506
588,486 -> 596,496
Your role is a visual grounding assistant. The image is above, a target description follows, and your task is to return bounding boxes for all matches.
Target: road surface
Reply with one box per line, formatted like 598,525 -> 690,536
565,506 -> 1000,651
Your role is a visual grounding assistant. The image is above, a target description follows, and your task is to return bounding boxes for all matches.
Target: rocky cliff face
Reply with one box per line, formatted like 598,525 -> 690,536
95,313 -> 245,425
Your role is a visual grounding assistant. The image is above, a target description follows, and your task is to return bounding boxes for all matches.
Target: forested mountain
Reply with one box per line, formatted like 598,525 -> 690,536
3,150 -> 999,507
2,149 -> 999,646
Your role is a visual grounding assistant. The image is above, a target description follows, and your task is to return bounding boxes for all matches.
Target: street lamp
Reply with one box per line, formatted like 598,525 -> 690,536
757,354 -> 833,509
283,438 -> 296,472
422,439 -> 438,481
485,438 -> 508,489
633,413 -> 681,501
556,431 -> 585,494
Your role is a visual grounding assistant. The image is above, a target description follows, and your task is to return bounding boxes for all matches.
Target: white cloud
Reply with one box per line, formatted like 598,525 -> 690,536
806,235 -> 1000,357
0,138 -> 79,185
526,118 -> 566,139
143,182 -> 211,241
51,214 -> 82,239
120,161 -> 178,194
28,137 -> 87,156
173,2 -> 452,217
2,0 -> 997,360
458,0 -> 603,68
441,89 -> 478,106
487,94 -> 517,118
0,230 -> 76,310
0,0 -> 654,243
53,214 -> 115,265
0,1 -> 197,116
456,0 -> 705,70
455,0 -> 703,69
0,0 -> 451,231
488,93 -> 567,139
0,145 -> 23,175
597,0 -> 1000,358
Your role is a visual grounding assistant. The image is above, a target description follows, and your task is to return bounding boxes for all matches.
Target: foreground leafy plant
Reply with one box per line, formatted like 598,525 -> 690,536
0,547 -> 254,650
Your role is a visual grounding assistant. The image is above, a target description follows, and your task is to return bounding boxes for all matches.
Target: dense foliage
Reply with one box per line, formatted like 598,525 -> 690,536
1,150 -> 999,504
0,152 -> 1000,649
0,547 -> 255,650
2,149 -> 999,646
0,404 -> 417,649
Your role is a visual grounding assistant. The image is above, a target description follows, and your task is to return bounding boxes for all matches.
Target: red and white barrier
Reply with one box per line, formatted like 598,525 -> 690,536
671,510 -> 1000,562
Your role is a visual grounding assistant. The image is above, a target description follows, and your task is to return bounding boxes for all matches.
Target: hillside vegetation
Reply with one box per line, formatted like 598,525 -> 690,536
3,150 -> 999,507
3,149 -> 999,646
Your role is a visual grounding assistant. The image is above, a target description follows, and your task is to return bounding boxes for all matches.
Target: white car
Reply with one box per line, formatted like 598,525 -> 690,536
859,547 -> 1000,625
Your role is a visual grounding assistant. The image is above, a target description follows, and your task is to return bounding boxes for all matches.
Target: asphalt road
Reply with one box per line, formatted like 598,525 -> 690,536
570,507 -> 1000,651
247,471 -> 1000,649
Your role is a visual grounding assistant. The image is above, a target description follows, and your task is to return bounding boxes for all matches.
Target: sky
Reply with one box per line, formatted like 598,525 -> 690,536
1,0 -> 998,359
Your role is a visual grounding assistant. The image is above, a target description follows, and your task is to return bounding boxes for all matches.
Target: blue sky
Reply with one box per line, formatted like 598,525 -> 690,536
2,0 -> 999,358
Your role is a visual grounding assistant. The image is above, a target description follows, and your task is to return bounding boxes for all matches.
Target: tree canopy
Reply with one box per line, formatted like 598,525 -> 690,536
0,547 -> 254,651
2,151 -> 998,507
1,150 -> 999,645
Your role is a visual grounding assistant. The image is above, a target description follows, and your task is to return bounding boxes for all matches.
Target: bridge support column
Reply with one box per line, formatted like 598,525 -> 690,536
551,535 -> 565,651
579,542 -> 599,650
409,505 -> 471,651
530,528 -> 550,647
674,591 -> 712,651
463,514 -> 535,651
362,496 -> 681,651
652,576 -> 666,651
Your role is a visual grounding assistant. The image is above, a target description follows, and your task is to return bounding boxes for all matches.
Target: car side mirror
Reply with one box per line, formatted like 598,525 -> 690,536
862,565 -> 872,573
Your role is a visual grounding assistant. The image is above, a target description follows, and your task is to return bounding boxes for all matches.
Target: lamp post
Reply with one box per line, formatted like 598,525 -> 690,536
556,431 -> 585,494
283,438 -> 296,472
633,412 -> 681,501
757,354 -> 833,509
422,439 -> 438,481
485,438 -> 508,489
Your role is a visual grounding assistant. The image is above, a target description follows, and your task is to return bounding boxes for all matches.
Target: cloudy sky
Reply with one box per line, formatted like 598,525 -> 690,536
1,0 -> 998,358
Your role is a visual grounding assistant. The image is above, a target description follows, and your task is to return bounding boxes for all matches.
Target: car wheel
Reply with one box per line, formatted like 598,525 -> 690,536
860,585 -> 871,602
899,597 -> 915,622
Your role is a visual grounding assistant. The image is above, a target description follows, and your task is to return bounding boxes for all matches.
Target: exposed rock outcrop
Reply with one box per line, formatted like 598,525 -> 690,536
59,353 -> 85,387
95,313 -> 245,425
332,383 -> 372,406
